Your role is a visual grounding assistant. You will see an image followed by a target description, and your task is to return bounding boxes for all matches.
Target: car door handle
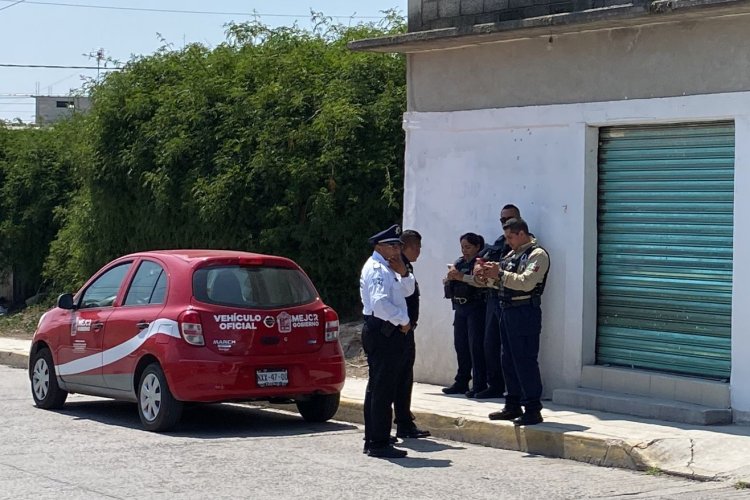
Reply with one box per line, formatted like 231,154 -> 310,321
136,322 -> 150,330
92,321 -> 104,331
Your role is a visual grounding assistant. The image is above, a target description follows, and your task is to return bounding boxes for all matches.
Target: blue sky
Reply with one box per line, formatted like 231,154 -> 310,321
0,0 -> 405,123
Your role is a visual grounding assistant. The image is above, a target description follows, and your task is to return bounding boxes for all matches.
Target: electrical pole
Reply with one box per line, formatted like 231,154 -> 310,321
96,48 -> 104,81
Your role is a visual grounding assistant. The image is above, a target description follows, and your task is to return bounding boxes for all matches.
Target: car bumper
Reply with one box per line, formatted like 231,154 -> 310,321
160,343 -> 346,402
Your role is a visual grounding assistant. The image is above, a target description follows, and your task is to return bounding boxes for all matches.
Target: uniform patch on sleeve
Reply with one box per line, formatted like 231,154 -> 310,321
528,262 -> 540,273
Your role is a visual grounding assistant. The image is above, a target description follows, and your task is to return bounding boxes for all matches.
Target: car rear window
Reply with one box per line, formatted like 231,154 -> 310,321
193,265 -> 318,308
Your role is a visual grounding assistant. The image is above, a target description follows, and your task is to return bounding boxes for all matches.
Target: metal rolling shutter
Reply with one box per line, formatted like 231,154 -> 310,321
596,121 -> 734,380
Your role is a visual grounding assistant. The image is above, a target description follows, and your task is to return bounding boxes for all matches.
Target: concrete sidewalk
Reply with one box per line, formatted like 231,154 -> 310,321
4,337 -> 749,484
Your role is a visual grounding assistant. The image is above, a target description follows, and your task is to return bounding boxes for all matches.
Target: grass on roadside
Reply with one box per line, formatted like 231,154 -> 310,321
645,467 -> 663,476
0,304 -> 48,339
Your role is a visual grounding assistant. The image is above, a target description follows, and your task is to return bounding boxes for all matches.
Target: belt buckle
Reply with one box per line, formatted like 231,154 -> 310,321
455,297 -> 467,305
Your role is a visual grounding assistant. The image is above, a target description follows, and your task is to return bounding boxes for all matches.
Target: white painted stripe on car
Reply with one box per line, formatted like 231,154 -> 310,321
57,318 -> 180,376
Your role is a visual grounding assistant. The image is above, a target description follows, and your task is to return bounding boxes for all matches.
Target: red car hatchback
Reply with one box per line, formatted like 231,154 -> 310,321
29,250 -> 345,431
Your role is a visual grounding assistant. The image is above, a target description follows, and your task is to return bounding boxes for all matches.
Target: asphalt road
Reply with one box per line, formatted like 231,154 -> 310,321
0,365 -> 745,500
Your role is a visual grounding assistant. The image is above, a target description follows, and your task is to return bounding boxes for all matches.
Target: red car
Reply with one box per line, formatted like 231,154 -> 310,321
29,250 -> 345,431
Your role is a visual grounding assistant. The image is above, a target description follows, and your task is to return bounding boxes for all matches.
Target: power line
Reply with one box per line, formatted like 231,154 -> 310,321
0,0 -> 385,19
0,0 -> 25,12
0,63 -> 119,69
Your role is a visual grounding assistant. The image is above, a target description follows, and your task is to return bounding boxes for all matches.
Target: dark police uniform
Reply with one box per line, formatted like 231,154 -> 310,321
445,255 -> 486,393
477,235 -> 509,397
360,224 -> 414,457
393,256 -> 419,432
492,238 -> 550,424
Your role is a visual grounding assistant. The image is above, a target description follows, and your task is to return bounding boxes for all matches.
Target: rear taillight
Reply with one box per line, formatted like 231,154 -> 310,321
178,310 -> 205,346
324,307 -> 339,342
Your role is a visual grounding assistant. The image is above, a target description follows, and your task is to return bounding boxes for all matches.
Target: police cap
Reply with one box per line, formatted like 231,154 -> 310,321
368,224 -> 403,246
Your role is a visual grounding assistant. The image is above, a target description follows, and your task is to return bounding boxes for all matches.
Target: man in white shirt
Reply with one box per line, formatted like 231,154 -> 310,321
360,224 -> 415,459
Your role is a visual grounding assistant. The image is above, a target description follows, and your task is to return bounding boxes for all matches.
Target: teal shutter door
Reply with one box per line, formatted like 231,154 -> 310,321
596,121 -> 734,380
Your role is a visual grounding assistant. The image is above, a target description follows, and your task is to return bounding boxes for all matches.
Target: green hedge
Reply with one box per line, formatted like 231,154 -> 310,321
2,17 -> 406,319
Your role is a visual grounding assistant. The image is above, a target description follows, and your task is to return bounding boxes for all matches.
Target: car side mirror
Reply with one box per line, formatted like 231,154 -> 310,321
57,293 -> 75,310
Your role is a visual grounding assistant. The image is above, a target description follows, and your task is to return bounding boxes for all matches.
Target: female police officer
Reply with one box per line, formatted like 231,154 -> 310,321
442,232 -> 487,397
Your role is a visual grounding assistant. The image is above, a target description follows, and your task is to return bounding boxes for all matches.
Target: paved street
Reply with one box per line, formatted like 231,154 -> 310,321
0,365 -> 745,500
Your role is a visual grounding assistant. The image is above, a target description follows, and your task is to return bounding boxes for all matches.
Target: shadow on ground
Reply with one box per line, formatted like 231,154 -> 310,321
57,399 -> 357,439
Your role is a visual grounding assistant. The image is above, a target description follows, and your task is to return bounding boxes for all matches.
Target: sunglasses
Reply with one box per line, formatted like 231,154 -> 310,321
500,217 -> 511,224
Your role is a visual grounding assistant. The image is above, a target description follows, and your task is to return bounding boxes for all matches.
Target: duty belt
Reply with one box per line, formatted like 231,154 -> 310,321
453,296 -> 483,305
500,295 -> 541,308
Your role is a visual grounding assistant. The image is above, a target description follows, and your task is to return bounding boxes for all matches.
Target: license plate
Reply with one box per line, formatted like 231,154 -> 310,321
256,369 -> 288,387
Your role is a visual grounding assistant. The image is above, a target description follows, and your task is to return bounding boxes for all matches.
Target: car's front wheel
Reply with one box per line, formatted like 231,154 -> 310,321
296,393 -> 340,422
30,348 -> 68,409
137,363 -> 183,432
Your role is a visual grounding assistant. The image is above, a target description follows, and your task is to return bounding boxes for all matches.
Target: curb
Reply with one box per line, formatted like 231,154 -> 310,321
0,350 -> 725,481
0,350 -> 28,370
330,400 -> 642,471
264,398 -> 657,474
265,399 -> 721,482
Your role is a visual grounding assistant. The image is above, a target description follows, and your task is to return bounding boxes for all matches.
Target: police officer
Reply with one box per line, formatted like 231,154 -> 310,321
472,204 -> 522,399
393,229 -> 431,439
442,232 -> 487,397
360,224 -> 414,458
478,217 -> 550,426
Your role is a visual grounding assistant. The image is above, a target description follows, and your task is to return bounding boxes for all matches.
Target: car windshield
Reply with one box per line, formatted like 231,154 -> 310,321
193,265 -> 318,309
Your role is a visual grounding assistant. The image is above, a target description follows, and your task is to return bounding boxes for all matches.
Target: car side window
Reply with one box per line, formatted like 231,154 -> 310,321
124,261 -> 167,306
80,262 -> 133,309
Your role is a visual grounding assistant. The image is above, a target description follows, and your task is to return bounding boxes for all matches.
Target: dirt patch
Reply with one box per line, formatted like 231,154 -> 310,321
0,305 -> 45,340
340,320 -> 369,379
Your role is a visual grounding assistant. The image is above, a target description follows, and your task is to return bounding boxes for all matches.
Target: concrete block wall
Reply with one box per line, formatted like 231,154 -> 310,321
410,0 -> 638,31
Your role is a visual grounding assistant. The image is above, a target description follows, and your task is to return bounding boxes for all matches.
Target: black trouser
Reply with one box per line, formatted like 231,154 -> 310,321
483,294 -> 506,393
452,300 -> 486,391
362,316 -> 406,449
393,328 -> 415,429
499,303 -> 543,413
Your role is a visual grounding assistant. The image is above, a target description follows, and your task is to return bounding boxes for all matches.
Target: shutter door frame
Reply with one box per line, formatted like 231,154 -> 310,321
596,121 -> 734,381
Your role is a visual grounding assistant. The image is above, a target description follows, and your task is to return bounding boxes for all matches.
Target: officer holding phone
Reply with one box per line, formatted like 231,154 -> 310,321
360,224 -> 414,459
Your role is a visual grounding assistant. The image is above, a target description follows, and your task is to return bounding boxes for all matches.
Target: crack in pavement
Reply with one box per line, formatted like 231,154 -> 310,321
0,461 -> 124,499
687,438 -> 695,471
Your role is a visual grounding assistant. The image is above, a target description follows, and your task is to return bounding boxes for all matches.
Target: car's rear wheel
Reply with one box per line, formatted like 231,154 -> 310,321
296,393 -> 340,422
137,363 -> 183,432
30,348 -> 68,409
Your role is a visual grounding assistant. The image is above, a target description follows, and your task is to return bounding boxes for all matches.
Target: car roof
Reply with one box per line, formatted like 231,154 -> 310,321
121,249 -> 297,267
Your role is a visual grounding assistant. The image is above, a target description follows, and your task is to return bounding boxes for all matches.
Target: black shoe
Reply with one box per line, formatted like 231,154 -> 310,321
488,407 -> 523,420
367,445 -> 408,458
513,412 -> 543,426
396,427 -> 431,439
364,436 -> 397,453
465,390 -> 476,398
475,387 -> 504,399
442,383 -> 469,395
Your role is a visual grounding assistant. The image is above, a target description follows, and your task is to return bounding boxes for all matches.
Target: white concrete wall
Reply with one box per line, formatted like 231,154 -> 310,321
407,14 -> 750,112
404,91 -> 750,413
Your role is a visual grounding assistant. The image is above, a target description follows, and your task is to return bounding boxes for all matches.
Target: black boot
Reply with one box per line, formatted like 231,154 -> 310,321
513,412 -> 543,426
488,406 -> 523,421
368,445 -> 408,458
442,383 -> 469,395
474,387 -> 504,399
397,426 -> 431,438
